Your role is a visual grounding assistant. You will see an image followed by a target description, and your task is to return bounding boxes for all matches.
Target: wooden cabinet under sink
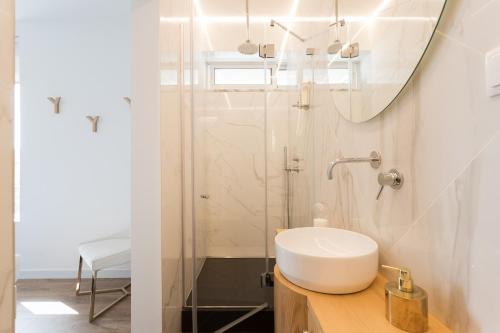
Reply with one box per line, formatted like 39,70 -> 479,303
307,306 -> 324,333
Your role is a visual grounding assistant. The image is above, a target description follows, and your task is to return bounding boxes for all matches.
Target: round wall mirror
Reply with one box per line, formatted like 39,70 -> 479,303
332,0 -> 447,123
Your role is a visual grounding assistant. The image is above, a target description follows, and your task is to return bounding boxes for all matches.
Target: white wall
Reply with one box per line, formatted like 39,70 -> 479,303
16,9 -> 131,278
131,0 -> 163,332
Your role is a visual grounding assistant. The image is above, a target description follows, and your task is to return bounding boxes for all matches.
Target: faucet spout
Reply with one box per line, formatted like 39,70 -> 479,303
327,160 -> 342,180
326,151 -> 381,180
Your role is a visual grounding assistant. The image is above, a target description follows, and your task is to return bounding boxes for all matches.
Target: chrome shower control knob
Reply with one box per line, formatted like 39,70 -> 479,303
378,172 -> 397,186
378,169 -> 404,188
376,169 -> 404,199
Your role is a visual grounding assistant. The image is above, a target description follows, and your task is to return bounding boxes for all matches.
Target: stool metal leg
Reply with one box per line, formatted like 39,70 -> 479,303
76,256 -> 83,296
89,270 -> 97,322
75,256 -> 131,322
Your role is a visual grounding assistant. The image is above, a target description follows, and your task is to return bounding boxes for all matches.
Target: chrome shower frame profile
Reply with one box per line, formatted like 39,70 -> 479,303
75,256 -> 131,322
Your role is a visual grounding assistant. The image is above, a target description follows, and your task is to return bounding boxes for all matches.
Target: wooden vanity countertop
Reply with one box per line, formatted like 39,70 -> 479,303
274,266 -> 451,333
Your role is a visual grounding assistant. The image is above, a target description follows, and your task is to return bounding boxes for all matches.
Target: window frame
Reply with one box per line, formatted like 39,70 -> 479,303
310,60 -> 361,90
208,62 -> 274,89
159,63 -> 201,90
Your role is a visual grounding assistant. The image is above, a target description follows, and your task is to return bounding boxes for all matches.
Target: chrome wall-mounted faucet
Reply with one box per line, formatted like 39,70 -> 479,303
327,151 -> 381,180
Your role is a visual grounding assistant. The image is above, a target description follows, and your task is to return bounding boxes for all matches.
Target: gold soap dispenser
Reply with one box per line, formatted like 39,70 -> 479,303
381,265 -> 428,333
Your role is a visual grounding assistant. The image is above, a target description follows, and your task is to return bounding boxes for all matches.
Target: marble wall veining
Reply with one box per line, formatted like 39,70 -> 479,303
311,0 -> 500,331
198,91 -> 289,258
0,0 -> 15,332
200,91 -> 268,257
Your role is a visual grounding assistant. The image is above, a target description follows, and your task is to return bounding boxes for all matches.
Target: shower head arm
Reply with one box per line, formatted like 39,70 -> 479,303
245,0 -> 250,41
303,19 -> 345,42
334,0 -> 339,40
238,0 -> 258,55
270,19 -> 306,42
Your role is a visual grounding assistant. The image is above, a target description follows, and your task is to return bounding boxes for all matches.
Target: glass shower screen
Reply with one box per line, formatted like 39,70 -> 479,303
186,2 -> 275,332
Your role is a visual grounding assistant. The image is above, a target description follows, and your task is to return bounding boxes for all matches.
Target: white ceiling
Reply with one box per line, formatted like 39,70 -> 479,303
15,0 -> 381,22
16,0 -> 131,21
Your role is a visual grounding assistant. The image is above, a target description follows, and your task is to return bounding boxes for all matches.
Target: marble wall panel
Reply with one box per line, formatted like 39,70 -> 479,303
310,0 -> 500,329
200,91 -> 289,257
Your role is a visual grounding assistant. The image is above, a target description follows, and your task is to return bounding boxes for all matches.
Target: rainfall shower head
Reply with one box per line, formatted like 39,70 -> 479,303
328,0 -> 343,55
238,0 -> 258,55
238,40 -> 259,55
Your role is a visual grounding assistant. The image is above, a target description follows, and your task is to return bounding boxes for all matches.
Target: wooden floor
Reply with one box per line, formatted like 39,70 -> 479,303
16,279 -> 131,333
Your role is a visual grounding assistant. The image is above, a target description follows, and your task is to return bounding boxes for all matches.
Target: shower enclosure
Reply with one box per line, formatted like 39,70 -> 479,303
158,0 -> 447,330
159,0 -> 339,331
185,24 -> 287,330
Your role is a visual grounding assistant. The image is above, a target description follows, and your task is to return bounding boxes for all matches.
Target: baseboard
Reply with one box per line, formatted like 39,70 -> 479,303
17,269 -> 131,280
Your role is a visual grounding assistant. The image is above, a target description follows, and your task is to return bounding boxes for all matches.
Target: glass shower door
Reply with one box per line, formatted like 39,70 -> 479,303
182,0 -> 332,330
186,2 -> 274,331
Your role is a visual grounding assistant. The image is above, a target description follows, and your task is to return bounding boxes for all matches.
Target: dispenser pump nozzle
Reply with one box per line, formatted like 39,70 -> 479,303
381,265 -> 413,293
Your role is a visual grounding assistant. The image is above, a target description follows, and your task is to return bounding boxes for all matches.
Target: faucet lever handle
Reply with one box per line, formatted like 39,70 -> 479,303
376,185 -> 385,200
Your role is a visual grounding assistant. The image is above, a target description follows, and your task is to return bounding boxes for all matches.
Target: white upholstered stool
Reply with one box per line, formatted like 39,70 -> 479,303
76,236 -> 131,322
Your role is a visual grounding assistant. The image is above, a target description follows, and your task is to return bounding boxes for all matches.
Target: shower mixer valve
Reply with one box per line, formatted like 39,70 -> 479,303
376,169 -> 404,200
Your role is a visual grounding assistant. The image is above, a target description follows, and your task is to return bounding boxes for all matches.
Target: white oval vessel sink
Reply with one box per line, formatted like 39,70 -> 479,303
275,227 -> 378,294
